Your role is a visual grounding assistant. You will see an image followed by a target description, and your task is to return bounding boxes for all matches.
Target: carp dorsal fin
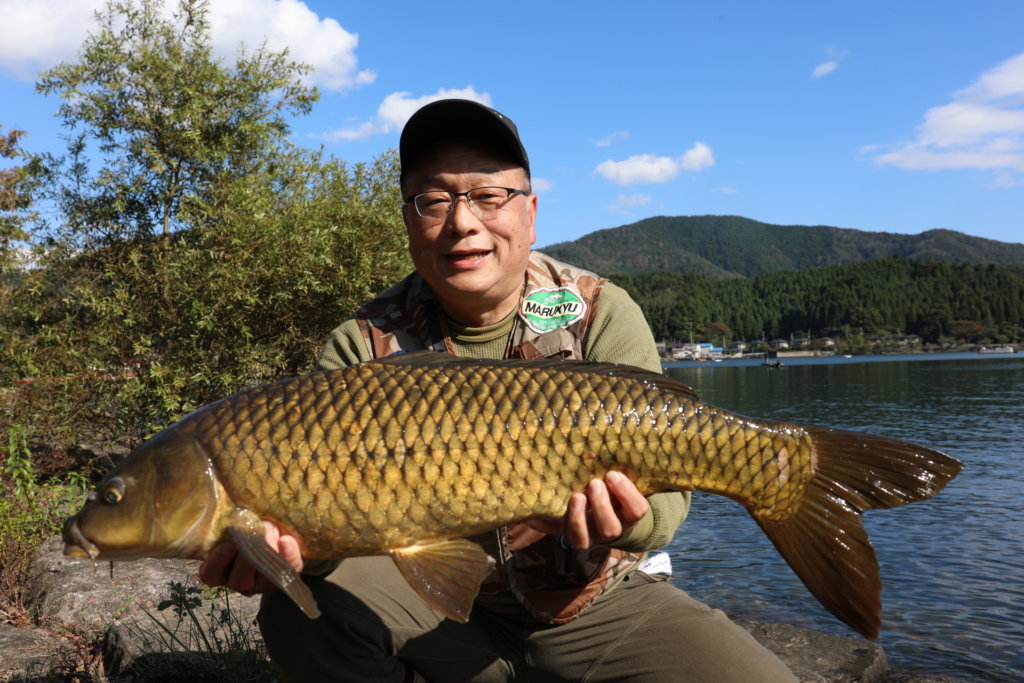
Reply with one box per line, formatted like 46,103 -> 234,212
371,350 -> 700,401
390,539 -> 490,623
226,516 -> 321,620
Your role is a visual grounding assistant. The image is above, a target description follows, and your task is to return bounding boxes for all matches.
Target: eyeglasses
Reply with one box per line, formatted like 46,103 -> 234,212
405,187 -> 530,222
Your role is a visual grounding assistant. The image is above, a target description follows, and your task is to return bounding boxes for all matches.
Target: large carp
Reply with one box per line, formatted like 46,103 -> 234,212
63,352 -> 962,639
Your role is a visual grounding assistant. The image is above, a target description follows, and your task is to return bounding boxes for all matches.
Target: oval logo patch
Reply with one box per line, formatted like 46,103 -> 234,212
520,287 -> 586,333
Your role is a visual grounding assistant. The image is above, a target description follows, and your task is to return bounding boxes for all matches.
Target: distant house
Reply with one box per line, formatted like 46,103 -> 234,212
730,341 -> 748,352
893,334 -> 921,346
818,337 -> 836,347
770,339 -> 790,350
671,343 -> 701,359
792,337 -> 811,348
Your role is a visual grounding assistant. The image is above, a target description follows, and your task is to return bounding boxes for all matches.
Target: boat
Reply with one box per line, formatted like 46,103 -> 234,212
978,345 -> 1016,354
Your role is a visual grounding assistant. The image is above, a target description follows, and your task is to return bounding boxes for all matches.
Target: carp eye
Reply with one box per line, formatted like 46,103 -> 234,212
101,477 -> 125,505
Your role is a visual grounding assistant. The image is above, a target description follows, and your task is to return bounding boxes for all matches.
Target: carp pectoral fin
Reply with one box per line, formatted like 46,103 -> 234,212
391,539 -> 490,623
226,525 -> 321,620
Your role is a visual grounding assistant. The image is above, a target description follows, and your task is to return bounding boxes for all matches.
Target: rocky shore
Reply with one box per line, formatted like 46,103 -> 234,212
2,537 -> 954,682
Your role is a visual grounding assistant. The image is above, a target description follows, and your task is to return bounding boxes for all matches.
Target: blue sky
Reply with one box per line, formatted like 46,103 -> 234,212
2,0 -> 1022,248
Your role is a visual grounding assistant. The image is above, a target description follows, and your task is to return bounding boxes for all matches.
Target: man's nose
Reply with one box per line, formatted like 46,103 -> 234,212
444,196 -> 481,235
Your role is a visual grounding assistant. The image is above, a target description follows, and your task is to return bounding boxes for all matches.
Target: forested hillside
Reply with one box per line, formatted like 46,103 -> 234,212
612,257 -> 1024,346
544,215 -> 1024,277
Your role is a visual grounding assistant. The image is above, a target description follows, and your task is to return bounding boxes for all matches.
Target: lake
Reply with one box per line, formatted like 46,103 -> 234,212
660,352 -> 1023,681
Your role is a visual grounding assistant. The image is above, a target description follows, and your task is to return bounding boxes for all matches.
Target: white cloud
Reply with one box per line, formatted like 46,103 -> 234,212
811,61 -> 838,79
811,46 -> 848,80
680,142 -> 715,171
208,0 -> 374,91
530,177 -> 553,193
596,154 -> 678,184
591,131 -> 629,147
594,142 -> 715,185
0,0 -> 102,79
323,86 -> 492,142
606,193 -> 652,215
989,172 -> 1023,188
713,186 -> 738,194
0,0 -> 374,92
870,52 -> 1024,180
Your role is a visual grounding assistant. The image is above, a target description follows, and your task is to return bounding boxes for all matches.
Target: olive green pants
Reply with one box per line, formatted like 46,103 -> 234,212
258,556 -> 796,682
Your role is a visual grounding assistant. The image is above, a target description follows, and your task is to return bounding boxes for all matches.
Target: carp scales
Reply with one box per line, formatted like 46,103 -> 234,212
62,352 -> 962,639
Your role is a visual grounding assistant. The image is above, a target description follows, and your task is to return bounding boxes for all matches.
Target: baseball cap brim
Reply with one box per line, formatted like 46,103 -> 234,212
399,99 -> 530,187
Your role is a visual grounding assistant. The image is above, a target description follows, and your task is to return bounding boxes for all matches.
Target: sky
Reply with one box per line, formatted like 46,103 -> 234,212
1,0 -> 1022,248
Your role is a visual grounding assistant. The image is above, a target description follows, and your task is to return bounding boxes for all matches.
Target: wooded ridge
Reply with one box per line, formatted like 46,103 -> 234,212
543,215 -> 1024,278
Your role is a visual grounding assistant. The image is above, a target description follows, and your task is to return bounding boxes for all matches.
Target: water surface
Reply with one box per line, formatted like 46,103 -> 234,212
661,353 -> 1024,681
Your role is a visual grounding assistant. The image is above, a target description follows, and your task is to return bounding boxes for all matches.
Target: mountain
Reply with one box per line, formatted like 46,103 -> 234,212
541,215 -> 1024,278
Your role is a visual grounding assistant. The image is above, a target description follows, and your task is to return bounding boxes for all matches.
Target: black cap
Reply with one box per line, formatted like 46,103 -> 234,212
399,99 -> 530,187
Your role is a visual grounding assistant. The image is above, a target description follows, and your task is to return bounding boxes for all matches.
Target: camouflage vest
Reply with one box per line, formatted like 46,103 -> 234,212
353,251 -> 645,624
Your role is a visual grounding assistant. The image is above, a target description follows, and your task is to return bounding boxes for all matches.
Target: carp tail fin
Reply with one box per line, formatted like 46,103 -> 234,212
753,427 -> 962,640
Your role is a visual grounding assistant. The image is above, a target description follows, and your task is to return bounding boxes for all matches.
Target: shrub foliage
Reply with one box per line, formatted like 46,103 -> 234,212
1,0 -> 411,451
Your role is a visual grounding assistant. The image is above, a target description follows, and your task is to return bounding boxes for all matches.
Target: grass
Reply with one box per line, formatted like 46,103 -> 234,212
1,424 -> 89,616
117,582 -> 281,681
1,424 -> 278,681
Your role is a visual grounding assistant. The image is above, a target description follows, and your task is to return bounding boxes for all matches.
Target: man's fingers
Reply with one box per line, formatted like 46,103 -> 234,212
524,516 -> 565,536
529,474 -> 652,549
263,520 -> 281,547
199,542 -> 238,587
586,478 -> 624,543
566,492 -> 591,549
227,547 -> 263,595
604,471 -> 649,525
199,521 -> 304,595
277,531 -> 304,573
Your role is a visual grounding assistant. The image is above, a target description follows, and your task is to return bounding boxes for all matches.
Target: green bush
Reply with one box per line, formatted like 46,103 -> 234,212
1,147 -> 410,447
0,0 -> 412,449
0,425 -> 89,611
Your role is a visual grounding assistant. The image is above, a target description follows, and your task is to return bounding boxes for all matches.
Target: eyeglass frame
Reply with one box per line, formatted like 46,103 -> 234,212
403,186 -> 531,221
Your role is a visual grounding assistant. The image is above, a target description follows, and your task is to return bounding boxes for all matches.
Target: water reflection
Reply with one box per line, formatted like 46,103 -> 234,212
663,355 -> 1024,680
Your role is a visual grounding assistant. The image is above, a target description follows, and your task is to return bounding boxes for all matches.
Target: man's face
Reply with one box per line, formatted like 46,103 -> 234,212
402,143 -> 537,326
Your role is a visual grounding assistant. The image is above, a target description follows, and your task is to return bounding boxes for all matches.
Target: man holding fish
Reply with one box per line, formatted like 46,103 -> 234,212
200,99 -> 798,681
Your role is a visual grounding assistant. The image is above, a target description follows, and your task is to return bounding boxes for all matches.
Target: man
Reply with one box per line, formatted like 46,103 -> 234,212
202,99 -> 795,681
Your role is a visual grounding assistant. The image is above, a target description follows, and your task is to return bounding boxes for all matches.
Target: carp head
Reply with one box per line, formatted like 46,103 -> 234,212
63,431 -> 223,561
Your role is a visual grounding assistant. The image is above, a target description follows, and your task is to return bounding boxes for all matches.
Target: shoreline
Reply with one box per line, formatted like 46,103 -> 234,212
2,537 -> 911,682
661,348 -> 1020,368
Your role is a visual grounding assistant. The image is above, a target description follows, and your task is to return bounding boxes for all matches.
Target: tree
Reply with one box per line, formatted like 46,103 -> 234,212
0,127 -> 41,270
2,0 -> 410,448
35,0 -> 318,243
707,321 -> 733,346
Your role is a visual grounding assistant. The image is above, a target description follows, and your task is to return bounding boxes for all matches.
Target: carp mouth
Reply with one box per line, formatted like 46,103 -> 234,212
62,517 -> 100,560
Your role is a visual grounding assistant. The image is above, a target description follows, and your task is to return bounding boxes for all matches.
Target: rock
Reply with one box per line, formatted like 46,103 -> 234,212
101,594 -> 272,680
0,623 -> 68,681
8,536 -> 902,682
22,535 -> 273,680
23,540 -> 272,679
736,618 -> 889,682
26,536 -> 203,629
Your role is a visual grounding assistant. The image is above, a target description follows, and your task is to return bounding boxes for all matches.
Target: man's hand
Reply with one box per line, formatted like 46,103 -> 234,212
525,471 -> 649,549
199,521 -> 304,596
